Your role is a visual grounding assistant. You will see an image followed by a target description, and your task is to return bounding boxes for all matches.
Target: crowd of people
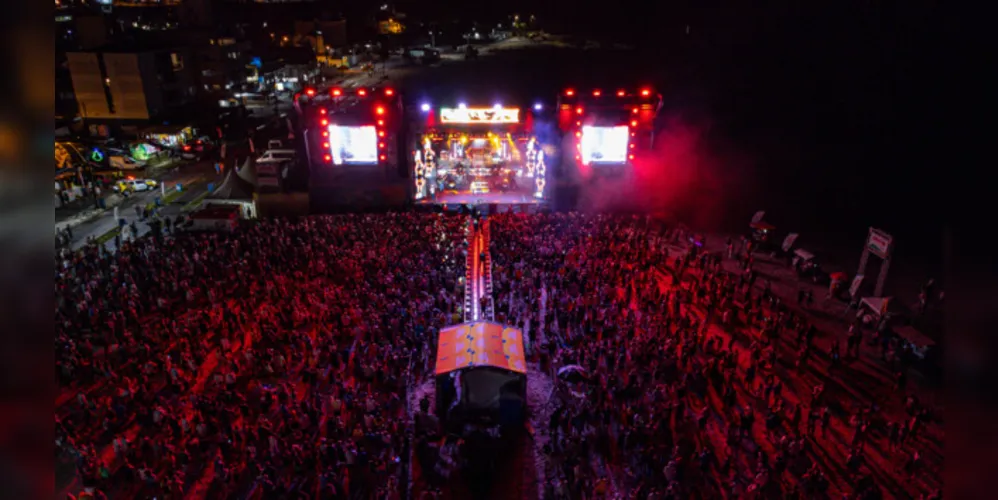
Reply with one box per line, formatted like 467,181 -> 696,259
56,213 -> 468,499
56,210 -> 941,499
489,213 -> 940,499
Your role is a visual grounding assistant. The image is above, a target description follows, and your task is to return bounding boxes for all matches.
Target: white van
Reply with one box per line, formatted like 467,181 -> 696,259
110,156 -> 146,170
256,149 -> 296,162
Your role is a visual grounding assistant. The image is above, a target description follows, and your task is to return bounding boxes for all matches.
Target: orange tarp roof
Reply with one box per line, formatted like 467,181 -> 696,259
435,321 -> 527,375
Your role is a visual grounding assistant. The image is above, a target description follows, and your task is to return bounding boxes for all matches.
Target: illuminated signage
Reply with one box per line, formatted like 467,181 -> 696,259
580,126 -> 629,165
440,107 -> 519,124
327,125 -> 378,165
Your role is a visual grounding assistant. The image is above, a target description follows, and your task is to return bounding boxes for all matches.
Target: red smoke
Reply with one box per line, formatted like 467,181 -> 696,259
577,114 -> 755,231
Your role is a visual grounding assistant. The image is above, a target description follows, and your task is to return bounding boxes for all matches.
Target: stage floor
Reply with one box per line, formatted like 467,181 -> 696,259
417,191 -> 544,205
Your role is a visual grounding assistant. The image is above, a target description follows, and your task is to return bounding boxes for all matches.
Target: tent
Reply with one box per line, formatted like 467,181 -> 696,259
203,160 -> 257,218
434,321 -> 527,428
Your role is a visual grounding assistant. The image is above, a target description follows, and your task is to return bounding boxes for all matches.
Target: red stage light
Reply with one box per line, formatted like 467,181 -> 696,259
377,120 -> 384,126
379,154 -> 386,161
575,131 -> 581,138
322,131 -> 329,137
384,88 -> 394,96
575,107 -> 583,115
575,154 -> 580,160
322,142 -> 330,149
357,88 -> 367,96
320,119 -> 329,126
640,88 -> 651,97
617,90 -> 626,97
632,107 -> 638,114
564,89 -> 575,96
629,143 -> 635,149
319,108 -> 327,115
628,154 -> 635,160
331,88 -> 342,96
323,154 -> 331,162
375,106 -> 385,115
630,120 -> 638,127
592,89 -> 601,97
378,142 -> 385,148
305,88 -> 316,97
575,121 -> 581,126
378,130 -> 385,137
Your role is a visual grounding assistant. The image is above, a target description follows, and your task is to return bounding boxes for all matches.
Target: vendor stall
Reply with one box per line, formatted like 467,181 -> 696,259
749,221 -> 776,244
139,124 -> 195,149
793,248 -> 830,285
434,321 -> 527,429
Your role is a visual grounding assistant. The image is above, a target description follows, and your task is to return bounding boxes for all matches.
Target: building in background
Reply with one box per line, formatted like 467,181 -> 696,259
57,7 -> 112,51
66,45 -> 197,126
294,19 -> 347,65
199,37 -> 253,92
178,0 -> 212,27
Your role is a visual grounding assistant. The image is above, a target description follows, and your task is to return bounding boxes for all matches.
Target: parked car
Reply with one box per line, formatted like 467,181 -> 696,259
403,47 -> 441,65
109,155 -> 146,170
114,178 -> 158,192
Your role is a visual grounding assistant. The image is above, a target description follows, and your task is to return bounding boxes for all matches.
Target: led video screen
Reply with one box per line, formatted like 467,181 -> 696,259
327,125 -> 378,164
580,125 -> 629,164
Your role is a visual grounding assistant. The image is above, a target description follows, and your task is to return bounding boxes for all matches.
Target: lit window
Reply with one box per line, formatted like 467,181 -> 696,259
170,53 -> 184,71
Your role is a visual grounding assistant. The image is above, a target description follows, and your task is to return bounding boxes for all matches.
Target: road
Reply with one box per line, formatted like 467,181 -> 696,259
67,160 -> 217,252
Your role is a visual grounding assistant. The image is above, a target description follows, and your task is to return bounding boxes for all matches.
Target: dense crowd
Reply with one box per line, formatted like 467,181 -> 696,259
55,210 -> 941,499
489,213 -> 940,499
56,214 -> 468,499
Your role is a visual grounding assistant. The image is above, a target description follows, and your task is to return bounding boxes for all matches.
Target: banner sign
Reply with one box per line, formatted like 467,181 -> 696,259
849,274 -> 864,298
255,163 -> 278,176
867,227 -> 893,259
781,233 -> 799,252
440,107 -> 520,124
751,210 -> 766,224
